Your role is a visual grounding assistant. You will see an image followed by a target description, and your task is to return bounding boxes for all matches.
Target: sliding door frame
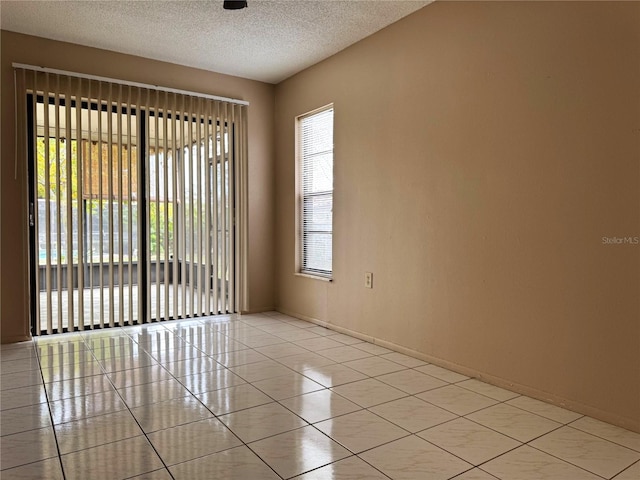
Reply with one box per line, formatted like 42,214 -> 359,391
25,90 -> 245,335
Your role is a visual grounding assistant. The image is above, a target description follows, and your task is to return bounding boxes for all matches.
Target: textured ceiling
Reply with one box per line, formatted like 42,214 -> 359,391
0,0 -> 431,84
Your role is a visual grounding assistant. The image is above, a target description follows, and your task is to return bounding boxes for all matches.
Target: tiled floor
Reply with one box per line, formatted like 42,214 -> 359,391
1,312 -> 639,479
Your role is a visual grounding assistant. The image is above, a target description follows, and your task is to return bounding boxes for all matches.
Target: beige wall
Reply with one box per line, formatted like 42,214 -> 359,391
0,31 -> 276,342
275,2 -> 640,431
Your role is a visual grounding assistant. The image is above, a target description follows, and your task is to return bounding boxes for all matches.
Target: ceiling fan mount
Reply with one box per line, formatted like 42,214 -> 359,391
223,1 -> 248,10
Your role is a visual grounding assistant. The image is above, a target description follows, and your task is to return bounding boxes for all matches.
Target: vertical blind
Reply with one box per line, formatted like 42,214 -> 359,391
299,106 -> 334,276
15,67 -> 248,334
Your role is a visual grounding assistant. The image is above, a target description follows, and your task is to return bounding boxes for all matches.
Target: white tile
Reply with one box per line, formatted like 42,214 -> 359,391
149,345 -> 206,364
90,342 -> 147,360
148,417 -> 242,465
506,395 -> 583,424
129,468 -> 173,479
273,329 -> 320,342
331,378 -> 406,408
417,385 -> 499,416
352,342 -> 393,355
466,403 -> 562,442
295,455 -> 390,479
0,384 -> 47,410
0,427 -> 58,470
214,324 -> 262,337
107,364 -> 173,389
613,461 -> 640,479
369,396 -> 458,433
131,395 -> 213,433
1,356 -> 42,374
55,410 -> 142,454
252,372 -> 325,400
62,435 -> 164,480
178,369 -> 246,395
98,353 -> 158,373
293,336 -> 344,351
380,351 -> 427,368
84,334 -> 137,351
0,369 -> 44,390
377,369 -> 448,394
240,316 -> 283,327
212,349 -> 269,367
39,349 -> 100,367
414,364 -> 469,383
0,349 -> 37,362
1,342 -> 37,362
279,318 -> 317,329
315,410 -> 408,453
46,374 -> 115,403
198,337 -> 248,355
162,356 -> 224,377
218,326 -> 265,340
300,364 -> 368,388
0,402 -> 51,435
49,389 -> 127,424
482,445 -> 602,480
249,425 -> 351,478
119,378 -> 189,408
319,346 -> 373,363
133,334 -> 186,352
255,322 -> 303,335
238,333 -> 287,348
530,426 -> 640,478
276,352 -> 336,372
342,356 -> 406,376
255,343 -> 309,359
0,457 -> 64,479
197,383 -> 273,415
229,359 -> 292,382
570,416 -> 640,452
40,360 -> 105,383
453,468 -> 500,480
457,379 -> 520,401
360,435 -> 472,480
418,417 -> 521,465
219,402 -> 307,443
280,389 -> 361,424
305,326 -> 339,336
37,341 -> 89,358
327,333 -> 365,345
170,445 -> 280,480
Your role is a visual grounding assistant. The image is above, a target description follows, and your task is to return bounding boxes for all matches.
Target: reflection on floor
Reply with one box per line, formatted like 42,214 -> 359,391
38,284 -> 218,331
1,312 -> 639,479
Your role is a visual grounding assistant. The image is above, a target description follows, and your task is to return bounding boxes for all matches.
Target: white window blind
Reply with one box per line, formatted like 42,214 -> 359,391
299,106 -> 334,277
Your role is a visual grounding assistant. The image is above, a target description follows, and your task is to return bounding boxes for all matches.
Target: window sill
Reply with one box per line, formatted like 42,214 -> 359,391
295,272 -> 333,282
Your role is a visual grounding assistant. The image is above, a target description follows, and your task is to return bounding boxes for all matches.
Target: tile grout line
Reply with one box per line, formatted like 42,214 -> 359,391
81,325 -> 177,480
140,319 -> 403,478
33,337 -> 68,480
130,322 -> 286,478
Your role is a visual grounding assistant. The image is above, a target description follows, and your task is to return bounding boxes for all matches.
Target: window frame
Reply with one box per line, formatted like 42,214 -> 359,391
296,104 -> 334,280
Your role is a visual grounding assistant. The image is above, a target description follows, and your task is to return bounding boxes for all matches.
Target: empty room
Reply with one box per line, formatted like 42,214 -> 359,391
1,1 -> 639,479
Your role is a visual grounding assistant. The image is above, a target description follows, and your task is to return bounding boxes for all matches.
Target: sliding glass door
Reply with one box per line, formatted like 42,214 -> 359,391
21,70 -> 244,335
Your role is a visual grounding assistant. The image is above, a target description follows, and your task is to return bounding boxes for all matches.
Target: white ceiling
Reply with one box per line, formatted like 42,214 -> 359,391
1,0 -> 431,84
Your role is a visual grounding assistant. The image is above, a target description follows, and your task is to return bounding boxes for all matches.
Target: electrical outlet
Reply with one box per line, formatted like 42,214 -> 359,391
365,272 -> 373,289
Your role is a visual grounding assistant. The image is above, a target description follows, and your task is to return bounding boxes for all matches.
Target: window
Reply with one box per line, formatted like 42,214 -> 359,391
298,105 -> 334,278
